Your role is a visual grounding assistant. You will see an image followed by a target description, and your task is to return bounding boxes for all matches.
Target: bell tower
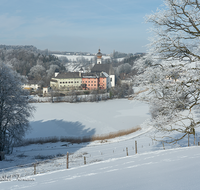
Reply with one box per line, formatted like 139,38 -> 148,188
96,49 -> 102,64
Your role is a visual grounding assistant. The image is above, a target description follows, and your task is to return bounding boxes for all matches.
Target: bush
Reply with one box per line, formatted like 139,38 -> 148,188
84,91 -> 90,95
16,127 -> 141,146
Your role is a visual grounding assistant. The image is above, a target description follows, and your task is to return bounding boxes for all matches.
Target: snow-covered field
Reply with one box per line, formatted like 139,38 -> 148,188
52,54 -> 111,61
27,99 -> 150,139
52,54 -> 125,62
1,99 -> 200,189
52,54 -> 125,72
1,146 -> 200,190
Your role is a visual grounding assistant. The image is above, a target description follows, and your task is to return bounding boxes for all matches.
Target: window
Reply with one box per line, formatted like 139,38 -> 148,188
75,81 -> 76,83
77,81 -> 79,83
91,81 -> 93,83
71,81 -> 73,83
88,81 -> 90,83
66,82 -> 67,83
91,84 -> 93,86
94,84 -> 96,86
60,82 -> 62,84
94,81 -> 96,83
88,84 -> 90,86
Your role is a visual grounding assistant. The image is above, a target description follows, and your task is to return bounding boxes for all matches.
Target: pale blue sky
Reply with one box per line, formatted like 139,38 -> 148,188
0,0 -> 163,54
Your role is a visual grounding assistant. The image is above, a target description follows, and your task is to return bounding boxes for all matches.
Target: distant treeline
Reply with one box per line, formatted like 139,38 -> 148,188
0,45 -> 66,87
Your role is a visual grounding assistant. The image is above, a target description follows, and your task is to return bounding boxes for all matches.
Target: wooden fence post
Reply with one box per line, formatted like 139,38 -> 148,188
135,141 -> 137,154
66,152 -> 69,169
34,163 -> 36,175
126,147 -> 128,156
84,156 -> 86,165
162,142 -> 165,150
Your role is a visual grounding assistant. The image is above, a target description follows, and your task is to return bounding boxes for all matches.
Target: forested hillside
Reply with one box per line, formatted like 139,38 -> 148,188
0,45 -> 144,88
0,45 -> 66,86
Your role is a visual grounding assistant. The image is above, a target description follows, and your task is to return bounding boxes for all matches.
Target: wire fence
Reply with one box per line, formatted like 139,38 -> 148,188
1,138 -> 199,181
0,140 -> 160,180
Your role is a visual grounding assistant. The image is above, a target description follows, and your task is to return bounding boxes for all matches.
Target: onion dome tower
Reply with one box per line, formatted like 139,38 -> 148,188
96,49 -> 102,64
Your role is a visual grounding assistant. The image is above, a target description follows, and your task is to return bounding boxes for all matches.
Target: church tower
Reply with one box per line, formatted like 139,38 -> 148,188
96,49 -> 102,64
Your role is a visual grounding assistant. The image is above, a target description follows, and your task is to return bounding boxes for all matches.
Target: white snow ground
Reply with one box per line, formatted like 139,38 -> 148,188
27,99 -> 150,139
1,147 -> 200,190
52,54 -> 112,62
1,99 -> 200,189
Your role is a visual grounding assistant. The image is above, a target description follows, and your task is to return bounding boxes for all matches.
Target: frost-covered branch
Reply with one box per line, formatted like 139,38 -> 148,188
0,62 -> 34,153
147,0 -> 200,61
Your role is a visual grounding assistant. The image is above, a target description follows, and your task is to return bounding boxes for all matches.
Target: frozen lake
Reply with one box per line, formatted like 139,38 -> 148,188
26,99 -> 150,139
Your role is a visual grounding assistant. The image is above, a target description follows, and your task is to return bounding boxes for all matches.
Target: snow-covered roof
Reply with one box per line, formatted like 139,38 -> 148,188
55,72 -> 81,79
91,64 -> 115,75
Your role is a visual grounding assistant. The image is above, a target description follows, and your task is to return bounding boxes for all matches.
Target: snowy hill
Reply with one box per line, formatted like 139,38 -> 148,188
52,54 -> 125,72
1,146 -> 200,190
53,54 -> 111,62
1,99 -> 200,189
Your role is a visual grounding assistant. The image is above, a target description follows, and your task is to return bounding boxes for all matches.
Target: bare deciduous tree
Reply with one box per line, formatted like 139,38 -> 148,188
134,0 -> 200,145
147,0 -> 200,61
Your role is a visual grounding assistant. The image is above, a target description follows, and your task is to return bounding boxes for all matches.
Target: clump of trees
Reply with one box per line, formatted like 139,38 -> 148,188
115,63 -> 132,77
0,46 -> 66,87
110,84 -> 134,99
111,50 -> 132,59
0,62 -> 34,154
134,0 -> 200,145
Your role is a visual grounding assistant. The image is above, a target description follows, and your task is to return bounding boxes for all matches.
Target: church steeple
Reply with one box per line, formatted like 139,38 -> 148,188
96,49 -> 102,64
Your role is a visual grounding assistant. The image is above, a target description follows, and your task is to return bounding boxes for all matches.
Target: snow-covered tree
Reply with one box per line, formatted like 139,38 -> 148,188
0,63 -> 34,153
116,63 -> 132,76
28,65 -> 46,82
134,0 -> 200,145
46,65 -> 59,79
147,0 -> 200,61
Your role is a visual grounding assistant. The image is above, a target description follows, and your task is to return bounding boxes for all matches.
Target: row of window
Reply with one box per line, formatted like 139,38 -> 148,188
59,84 -> 98,87
82,81 -> 97,83
83,81 -> 105,83
60,81 -> 105,84
60,81 -> 79,84
59,80 -> 106,85
59,84 -> 105,88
